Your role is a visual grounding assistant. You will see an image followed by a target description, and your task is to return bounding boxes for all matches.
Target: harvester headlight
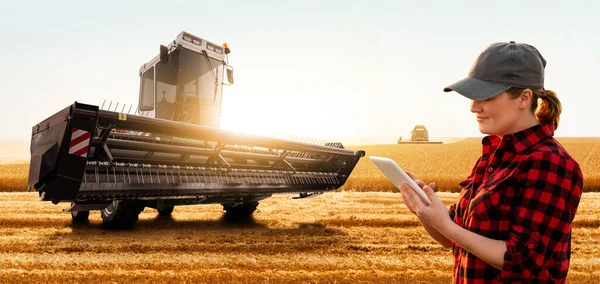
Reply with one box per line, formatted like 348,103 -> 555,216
206,43 -> 223,54
183,35 -> 192,42
192,39 -> 200,45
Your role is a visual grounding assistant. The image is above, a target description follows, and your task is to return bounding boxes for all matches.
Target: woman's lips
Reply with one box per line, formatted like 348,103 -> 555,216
477,117 -> 488,122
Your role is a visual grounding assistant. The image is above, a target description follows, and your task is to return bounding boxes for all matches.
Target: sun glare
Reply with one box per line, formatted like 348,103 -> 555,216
219,94 -> 334,141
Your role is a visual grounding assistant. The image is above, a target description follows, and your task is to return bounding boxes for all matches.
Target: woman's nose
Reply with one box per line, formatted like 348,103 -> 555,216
470,100 -> 482,113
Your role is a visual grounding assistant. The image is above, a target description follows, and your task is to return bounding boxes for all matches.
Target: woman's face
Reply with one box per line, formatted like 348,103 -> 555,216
470,91 -> 525,136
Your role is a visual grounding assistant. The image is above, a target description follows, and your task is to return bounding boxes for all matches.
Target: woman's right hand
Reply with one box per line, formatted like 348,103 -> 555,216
400,171 -> 436,215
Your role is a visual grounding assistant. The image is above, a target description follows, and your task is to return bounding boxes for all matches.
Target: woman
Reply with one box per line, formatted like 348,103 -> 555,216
399,41 -> 584,283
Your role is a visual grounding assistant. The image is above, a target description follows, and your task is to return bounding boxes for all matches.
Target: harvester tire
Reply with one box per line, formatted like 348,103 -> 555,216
101,200 -> 143,229
157,206 -> 174,216
71,210 -> 89,223
223,201 -> 259,219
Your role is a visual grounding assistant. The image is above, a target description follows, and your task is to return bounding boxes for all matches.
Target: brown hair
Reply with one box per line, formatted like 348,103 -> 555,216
506,87 -> 562,130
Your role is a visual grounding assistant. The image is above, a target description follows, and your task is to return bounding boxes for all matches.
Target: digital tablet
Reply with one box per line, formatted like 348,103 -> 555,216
369,156 -> 431,205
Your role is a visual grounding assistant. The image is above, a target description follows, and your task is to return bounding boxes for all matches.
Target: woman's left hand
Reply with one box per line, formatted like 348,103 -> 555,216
399,182 -> 453,233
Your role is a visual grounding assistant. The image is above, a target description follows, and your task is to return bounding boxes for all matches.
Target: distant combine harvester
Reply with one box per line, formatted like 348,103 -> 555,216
397,125 -> 443,144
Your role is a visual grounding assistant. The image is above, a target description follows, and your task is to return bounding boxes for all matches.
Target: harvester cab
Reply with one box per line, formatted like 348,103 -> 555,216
27,31 -> 365,229
138,32 -> 233,127
410,125 -> 429,142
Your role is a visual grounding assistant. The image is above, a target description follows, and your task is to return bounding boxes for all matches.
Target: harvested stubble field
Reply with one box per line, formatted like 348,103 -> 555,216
0,192 -> 599,283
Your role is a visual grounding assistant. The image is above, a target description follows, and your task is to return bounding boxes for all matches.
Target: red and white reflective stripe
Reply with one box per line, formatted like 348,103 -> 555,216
69,128 -> 91,158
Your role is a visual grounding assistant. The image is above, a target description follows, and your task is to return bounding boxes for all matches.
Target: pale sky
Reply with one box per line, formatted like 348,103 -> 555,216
1,0 -> 599,145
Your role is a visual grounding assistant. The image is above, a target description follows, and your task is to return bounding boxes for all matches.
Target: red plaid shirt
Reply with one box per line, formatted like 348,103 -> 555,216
448,123 -> 583,283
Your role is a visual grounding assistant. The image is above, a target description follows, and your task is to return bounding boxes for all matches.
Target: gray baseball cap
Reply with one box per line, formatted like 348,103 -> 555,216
443,41 -> 547,100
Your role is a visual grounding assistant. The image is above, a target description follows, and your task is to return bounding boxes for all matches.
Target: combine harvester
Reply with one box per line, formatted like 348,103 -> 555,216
27,32 -> 365,229
397,125 -> 443,144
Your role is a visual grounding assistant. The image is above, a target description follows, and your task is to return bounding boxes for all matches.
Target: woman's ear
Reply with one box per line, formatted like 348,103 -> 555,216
519,89 -> 533,109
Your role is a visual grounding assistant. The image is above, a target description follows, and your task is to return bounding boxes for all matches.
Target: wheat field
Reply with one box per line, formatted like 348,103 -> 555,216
1,138 -> 599,193
0,163 -> 28,192
343,137 -> 600,192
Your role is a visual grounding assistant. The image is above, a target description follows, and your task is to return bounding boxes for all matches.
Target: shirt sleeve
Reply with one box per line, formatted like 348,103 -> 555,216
498,152 -> 583,280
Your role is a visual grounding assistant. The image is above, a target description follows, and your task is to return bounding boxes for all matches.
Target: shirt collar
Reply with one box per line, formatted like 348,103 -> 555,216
480,123 -> 555,155
481,135 -> 501,156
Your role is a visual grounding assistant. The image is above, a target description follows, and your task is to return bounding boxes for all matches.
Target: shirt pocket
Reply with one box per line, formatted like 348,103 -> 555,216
468,173 -> 513,222
453,177 -> 474,223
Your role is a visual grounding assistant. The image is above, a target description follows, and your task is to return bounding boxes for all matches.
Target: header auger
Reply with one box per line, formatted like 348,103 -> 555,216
27,32 -> 365,229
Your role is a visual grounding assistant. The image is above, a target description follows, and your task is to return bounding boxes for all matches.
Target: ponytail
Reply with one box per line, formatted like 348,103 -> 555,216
506,88 -> 562,130
534,89 -> 562,130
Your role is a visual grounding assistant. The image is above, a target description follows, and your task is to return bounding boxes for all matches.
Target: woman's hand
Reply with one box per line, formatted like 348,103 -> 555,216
400,171 -> 433,214
399,172 -> 453,233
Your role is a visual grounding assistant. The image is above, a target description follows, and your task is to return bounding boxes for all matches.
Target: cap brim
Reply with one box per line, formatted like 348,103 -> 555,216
443,77 -> 511,100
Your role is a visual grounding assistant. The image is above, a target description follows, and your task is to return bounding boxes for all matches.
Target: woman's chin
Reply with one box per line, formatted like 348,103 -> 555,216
478,126 -> 494,135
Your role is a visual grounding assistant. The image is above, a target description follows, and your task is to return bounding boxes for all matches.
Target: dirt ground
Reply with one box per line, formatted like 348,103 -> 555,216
1,192 -> 599,283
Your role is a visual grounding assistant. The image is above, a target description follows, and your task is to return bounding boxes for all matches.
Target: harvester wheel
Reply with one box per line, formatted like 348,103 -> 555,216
101,200 -> 143,229
71,210 -> 90,223
157,206 -> 174,216
223,201 -> 259,219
